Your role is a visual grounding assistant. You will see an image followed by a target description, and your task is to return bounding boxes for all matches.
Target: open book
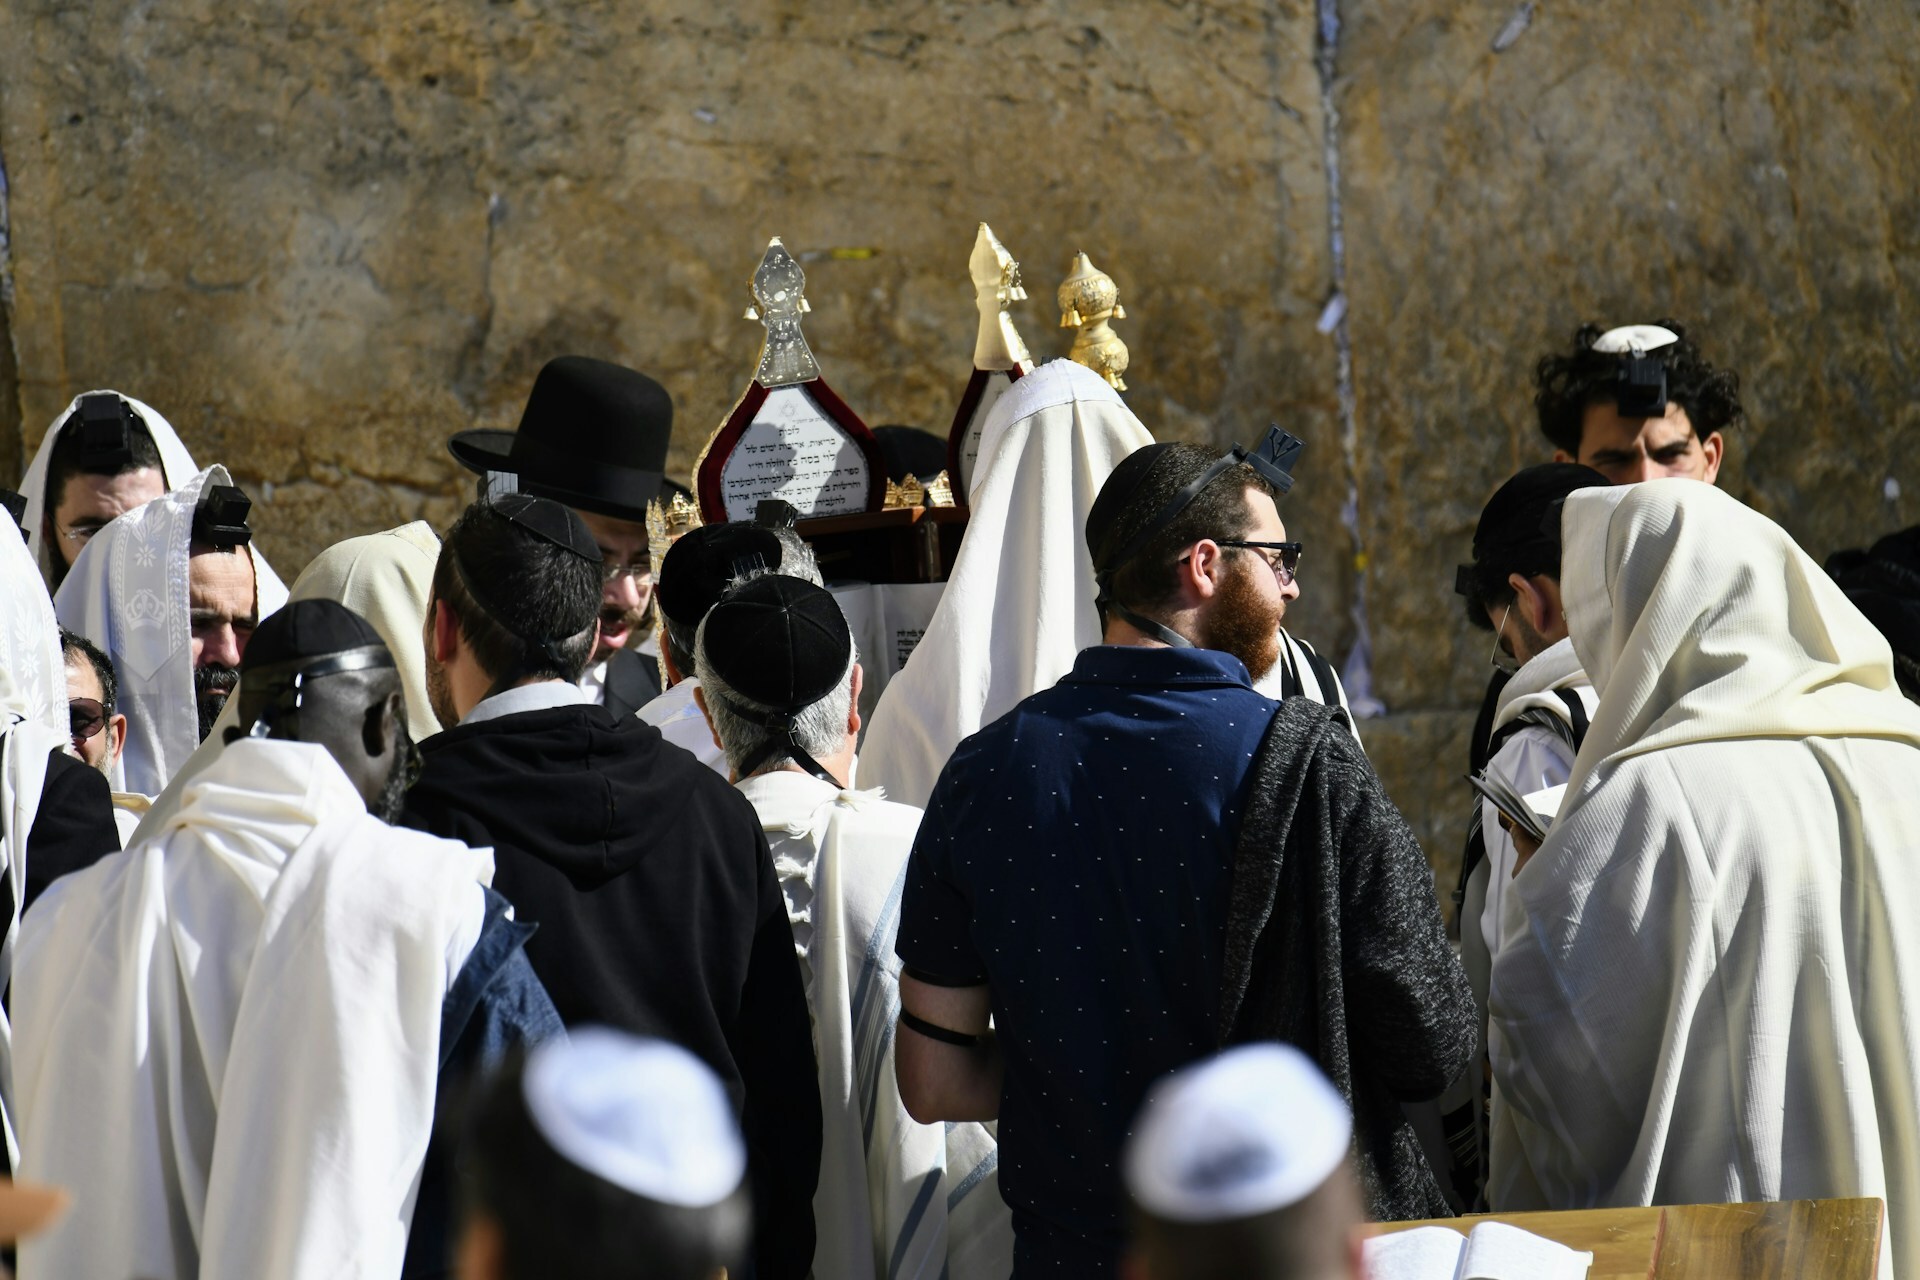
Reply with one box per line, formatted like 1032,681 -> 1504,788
1365,1221 -> 1592,1280
1465,774 -> 1566,845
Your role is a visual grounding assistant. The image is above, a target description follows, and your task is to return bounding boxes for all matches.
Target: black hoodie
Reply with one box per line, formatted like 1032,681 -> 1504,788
402,697 -> 821,1279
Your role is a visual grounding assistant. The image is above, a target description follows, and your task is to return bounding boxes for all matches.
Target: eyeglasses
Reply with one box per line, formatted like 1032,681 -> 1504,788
1215,540 -> 1304,586
69,697 -> 107,749
599,558 -> 651,585
57,523 -> 106,545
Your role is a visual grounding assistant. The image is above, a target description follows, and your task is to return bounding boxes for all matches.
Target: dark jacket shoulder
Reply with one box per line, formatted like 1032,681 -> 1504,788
601,644 -> 663,718
25,749 -> 121,912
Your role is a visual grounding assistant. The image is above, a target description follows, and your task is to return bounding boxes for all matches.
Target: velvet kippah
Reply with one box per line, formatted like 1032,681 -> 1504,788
241,599 -> 393,674
485,492 -> 600,563
657,524 -> 783,629
701,575 -> 851,715
1083,442 -> 1174,571
1469,462 -> 1608,568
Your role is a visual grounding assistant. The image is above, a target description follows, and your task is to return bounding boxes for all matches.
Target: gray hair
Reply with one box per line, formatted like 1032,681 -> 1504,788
694,561 -> 852,780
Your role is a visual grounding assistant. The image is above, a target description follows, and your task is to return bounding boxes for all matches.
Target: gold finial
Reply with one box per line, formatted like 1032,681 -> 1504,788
1057,251 -> 1129,390
924,471 -> 956,507
748,237 -> 821,388
645,490 -> 704,577
969,223 -> 1032,372
884,474 -> 928,510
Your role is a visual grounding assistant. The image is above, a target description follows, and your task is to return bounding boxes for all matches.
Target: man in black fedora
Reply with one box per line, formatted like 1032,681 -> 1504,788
449,355 -> 671,718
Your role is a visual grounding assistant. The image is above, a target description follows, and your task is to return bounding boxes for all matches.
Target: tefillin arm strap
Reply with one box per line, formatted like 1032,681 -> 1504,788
1094,425 -> 1306,649
720,693 -> 846,791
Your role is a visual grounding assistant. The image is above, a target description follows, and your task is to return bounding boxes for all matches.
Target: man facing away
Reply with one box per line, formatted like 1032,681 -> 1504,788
400,494 -> 820,1280
1488,480 -> 1920,1280
448,356 -> 675,716
15,600 -> 559,1280
643,521 -> 809,775
893,436 -> 1473,1276
455,1029 -> 752,1280
1123,1044 -> 1366,1280
694,573 -> 1011,1280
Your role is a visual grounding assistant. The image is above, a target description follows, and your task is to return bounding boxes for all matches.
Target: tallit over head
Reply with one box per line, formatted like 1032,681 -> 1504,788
859,359 -> 1154,807
52,465 -> 288,797
132,521 -> 442,845
1559,478 -> 1920,794
0,524 -> 67,1163
20,391 -> 199,589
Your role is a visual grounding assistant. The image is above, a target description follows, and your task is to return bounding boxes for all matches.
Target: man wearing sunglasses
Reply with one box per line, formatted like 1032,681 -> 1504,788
893,435 -> 1473,1277
60,629 -> 147,847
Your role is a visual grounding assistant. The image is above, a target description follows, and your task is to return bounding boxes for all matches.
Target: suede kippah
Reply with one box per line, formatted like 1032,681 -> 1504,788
657,524 -> 783,629
1084,442 -> 1174,571
241,599 -> 394,674
701,575 -> 851,714
485,492 -> 600,563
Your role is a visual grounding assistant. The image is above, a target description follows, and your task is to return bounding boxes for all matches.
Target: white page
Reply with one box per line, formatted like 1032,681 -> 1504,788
1524,782 -> 1568,827
1362,1225 -> 1466,1280
1459,1220 -> 1591,1280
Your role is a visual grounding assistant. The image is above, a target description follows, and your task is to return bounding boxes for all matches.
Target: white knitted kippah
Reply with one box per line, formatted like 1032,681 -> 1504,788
522,1027 -> 746,1208
1124,1043 -> 1353,1223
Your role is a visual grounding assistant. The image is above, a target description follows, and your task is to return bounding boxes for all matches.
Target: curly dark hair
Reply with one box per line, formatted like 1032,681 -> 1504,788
1533,319 -> 1744,455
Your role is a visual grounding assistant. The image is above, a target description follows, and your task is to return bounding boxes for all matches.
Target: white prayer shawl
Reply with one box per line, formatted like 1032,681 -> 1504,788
860,360 -> 1153,807
0,526 -> 68,1164
734,771 -> 1012,1280
133,521 -> 443,843
52,464 -> 288,797
1488,481 -> 1920,1280
14,739 -> 493,1280
20,389 -> 199,589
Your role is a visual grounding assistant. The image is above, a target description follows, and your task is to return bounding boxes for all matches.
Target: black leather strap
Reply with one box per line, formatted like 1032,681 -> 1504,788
900,1009 -> 981,1048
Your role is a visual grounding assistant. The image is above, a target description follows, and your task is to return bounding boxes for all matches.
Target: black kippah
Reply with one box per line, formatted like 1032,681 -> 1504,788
241,599 -> 394,675
657,524 -> 784,628
1468,463 -> 1608,569
702,575 -> 851,715
486,492 -> 600,563
1083,443 -> 1174,573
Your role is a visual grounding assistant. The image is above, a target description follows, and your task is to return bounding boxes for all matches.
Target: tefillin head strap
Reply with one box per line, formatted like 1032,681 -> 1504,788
1094,425 -> 1305,648
718,692 -> 845,791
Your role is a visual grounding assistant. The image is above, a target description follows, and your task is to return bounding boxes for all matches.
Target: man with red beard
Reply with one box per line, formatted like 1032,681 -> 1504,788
892,437 -> 1472,1278
449,356 -> 672,718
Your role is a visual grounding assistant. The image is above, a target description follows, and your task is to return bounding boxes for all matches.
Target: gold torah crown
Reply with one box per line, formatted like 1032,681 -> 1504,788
1057,251 -> 1129,390
644,490 -> 704,578
744,237 -> 821,388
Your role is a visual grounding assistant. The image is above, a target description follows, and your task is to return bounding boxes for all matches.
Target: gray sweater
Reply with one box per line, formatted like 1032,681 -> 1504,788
1218,698 -> 1477,1221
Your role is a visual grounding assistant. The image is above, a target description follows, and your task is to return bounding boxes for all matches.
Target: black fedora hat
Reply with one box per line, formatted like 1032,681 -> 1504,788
450,356 -> 673,520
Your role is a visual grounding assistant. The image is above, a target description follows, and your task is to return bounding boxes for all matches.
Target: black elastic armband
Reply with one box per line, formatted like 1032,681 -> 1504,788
900,1009 -> 981,1048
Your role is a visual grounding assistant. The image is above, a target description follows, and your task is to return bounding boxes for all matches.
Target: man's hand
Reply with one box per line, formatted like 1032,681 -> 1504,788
1498,813 -> 1544,875
895,975 -> 1001,1124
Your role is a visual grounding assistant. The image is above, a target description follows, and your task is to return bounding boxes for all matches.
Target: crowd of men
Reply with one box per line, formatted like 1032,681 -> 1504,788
0,317 -> 1914,1280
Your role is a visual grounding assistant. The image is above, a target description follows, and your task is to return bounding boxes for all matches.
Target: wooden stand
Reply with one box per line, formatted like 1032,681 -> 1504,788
797,507 -> 968,585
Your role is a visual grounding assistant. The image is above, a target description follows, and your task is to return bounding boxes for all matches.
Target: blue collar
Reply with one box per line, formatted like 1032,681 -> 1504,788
1061,644 -> 1255,690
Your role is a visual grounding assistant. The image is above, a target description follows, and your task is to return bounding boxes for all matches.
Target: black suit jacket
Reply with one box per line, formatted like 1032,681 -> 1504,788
600,643 -> 662,718
24,750 -> 121,912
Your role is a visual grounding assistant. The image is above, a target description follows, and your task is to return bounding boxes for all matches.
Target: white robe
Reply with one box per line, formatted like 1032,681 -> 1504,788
636,676 -> 729,776
19,390 -> 199,590
0,523 -> 68,1163
133,521 -> 443,843
1488,480 -> 1920,1280
735,771 -> 1011,1280
14,738 -> 493,1280
52,464 -> 288,797
859,360 -> 1153,808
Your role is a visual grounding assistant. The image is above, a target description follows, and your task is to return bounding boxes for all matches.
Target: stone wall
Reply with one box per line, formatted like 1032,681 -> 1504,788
4,0 -> 1916,904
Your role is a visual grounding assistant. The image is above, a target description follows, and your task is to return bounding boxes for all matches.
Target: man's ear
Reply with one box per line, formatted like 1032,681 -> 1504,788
1182,540 -> 1228,602
431,599 -> 459,664
847,662 -> 865,738
1698,430 -> 1725,484
1507,572 -> 1551,637
362,690 -> 403,758
691,685 -> 725,756
1551,447 -> 1576,464
662,643 -> 683,685
108,713 -> 128,763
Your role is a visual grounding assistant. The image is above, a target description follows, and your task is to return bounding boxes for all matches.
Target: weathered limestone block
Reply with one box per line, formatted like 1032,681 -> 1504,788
0,0 -> 1348,665
1338,0 -> 1920,713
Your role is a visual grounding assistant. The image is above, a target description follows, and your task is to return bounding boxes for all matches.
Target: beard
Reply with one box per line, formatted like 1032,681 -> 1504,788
194,664 -> 241,741
371,737 -> 412,824
425,654 -> 459,731
1199,562 -> 1285,683
593,593 -> 655,661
